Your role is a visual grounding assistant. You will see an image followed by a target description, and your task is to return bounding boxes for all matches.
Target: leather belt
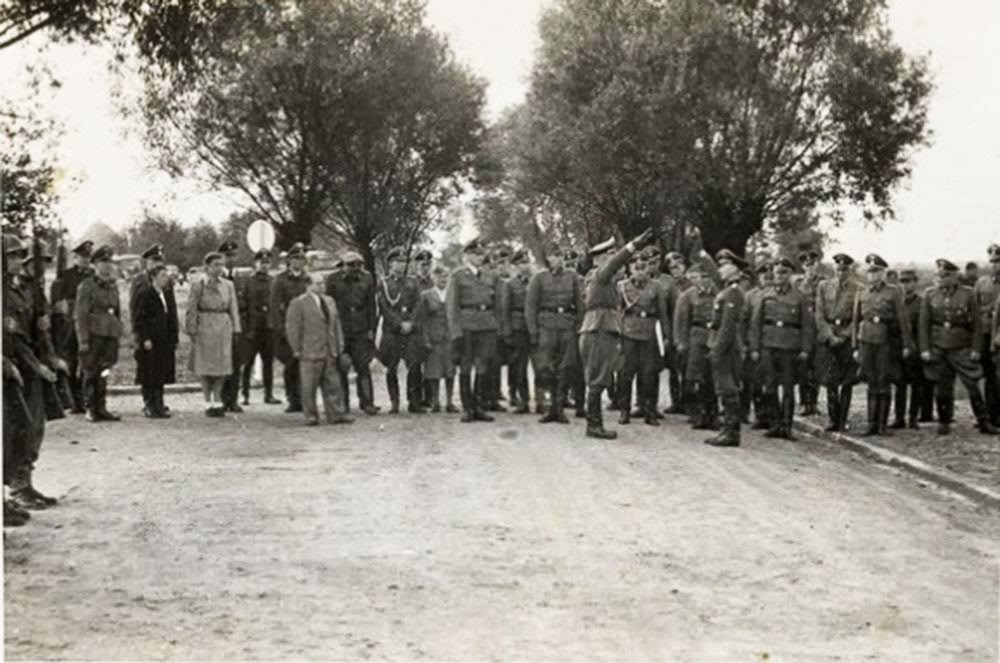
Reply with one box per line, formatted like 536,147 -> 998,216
765,319 -> 799,329
462,305 -> 493,312
933,321 -> 969,331
625,311 -> 651,318
828,318 -> 851,327
542,306 -> 575,314
865,316 -> 892,325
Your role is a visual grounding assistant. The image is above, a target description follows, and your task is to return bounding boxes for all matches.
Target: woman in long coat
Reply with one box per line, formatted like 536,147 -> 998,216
133,265 -> 178,418
185,252 -> 241,416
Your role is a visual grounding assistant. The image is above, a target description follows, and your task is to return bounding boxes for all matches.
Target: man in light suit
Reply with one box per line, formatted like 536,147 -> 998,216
285,273 -> 354,426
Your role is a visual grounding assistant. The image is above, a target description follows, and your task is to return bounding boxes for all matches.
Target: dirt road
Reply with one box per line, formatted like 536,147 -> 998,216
5,390 -> 999,662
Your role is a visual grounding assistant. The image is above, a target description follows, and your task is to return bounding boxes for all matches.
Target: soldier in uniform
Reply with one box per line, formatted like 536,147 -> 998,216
973,243 -> 1000,427
578,229 -> 653,439
271,243 -> 311,413
797,248 -> 823,416
814,253 -> 861,432
526,242 -> 584,424
500,248 -> 533,414
377,247 -> 426,414
326,250 -> 379,415
705,263 -> 746,447
851,254 -> 913,436
413,249 -> 435,408
50,239 -> 93,413
741,259 -> 773,429
890,268 -> 925,429
482,245 -> 511,411
445,238 -> 502,423
919,259 -> 997,435
749,256 -> 814,440
564,247 -> 588,418
128,244 -> 179,416
75,245 -> 123,423
238,249 -> 280,405
674,264 -> 719,430
662,251 -> 690,415
6,237 -> 64,511
617,252 -> 668,425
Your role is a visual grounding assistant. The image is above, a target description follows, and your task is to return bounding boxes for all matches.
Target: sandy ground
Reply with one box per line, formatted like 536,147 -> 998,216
5,383 -> 999,662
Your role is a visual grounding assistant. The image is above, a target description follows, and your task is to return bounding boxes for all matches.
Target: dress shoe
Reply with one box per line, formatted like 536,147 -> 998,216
473,410 -> 495,422
227,404 -> 244,414
539,412 -> 569,424
445,404 -> 460,414
285,404 -> 303,413
586,426 -> 618,440
330,415 -> 354,424
305,418 -> 319,426
264,396 -> 282,404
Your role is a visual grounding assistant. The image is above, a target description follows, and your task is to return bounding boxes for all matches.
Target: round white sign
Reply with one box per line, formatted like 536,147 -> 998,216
246,220 -> 276,252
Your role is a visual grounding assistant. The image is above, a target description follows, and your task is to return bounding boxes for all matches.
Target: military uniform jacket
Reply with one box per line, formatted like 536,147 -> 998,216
445,265 -> 501,339
326,270 -> 376,337
525,268 -> 582,338
918,284 -> 982,353
579,246 -> 633,335
799,273 -> 823,317
708,284 -> 745,352
815,276 -> 861,344
750,284 -> 813,353
499,274 -> 530,336
4,279 -> 50,376
852,283 -> 912,349
378,274 -> 422,336
992,292 -> 1000,349
238,271 -> 274,332
974,273 -> 1000,336
674,285 -> 717,350
620,278 -> 668,342
270,269 -> 311,336
50,265 -> 91,320
75,274 -> 122,345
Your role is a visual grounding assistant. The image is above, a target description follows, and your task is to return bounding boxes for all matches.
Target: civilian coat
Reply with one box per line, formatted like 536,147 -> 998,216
133,285 -> 179,386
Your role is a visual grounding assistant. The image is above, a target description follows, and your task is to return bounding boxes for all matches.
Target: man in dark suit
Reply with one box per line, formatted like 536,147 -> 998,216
129,244 -> 178,415
50,240 -> 93,412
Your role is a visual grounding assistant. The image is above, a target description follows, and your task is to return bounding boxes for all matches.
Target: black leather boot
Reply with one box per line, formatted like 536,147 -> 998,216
387,371 -> 400,414
838,385 -> 854,431
540,379 -> 569,424
862,391 -> 879,436
472,375 -> 494,422
459,374 -> 474,422
96,379 -> 121,421
936,397 -> 952,435
586,389 -> 617,439
782,391 -> 796,440
969,388 -> 998,434
824,386 -> 841,432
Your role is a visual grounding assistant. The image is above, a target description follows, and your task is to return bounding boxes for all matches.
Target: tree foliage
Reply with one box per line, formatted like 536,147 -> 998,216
496,0 -> 932,256
139,0 -> 486,271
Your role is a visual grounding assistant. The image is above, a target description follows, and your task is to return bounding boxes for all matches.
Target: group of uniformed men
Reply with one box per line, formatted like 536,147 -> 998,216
4,225 -> 1000,525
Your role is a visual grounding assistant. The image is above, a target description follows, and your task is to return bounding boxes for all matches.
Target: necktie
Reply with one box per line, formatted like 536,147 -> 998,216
318,295 -> 330,323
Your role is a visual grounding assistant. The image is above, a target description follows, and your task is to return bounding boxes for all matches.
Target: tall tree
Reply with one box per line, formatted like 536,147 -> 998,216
139,0 -> 486,272
512,0 -> 932,257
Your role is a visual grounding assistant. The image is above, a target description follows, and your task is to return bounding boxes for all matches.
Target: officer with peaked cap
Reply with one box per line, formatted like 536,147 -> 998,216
674,262 -> 720,431
919,258 -> 997,435
446,237 -> 503,422
973,243 -> 1000,427
326,249 -> 379,415
749,256 -> 814,439
377,246 -> 426,414
237,249 -> 280,405
814,253 -> 861,432
484,244 -> 512,411
704,263 -> 746,446
741,258 -> 773,429
526,241 -> 584,424
578,228 -> 655,439
797,247 -> 823,416
50,239 -> 94,412
852,253 -> 913,436
74,245 -> 123,425
891,267 -> 925,429
617,249 -> 668,426
271,242 -> 311,412
499,248 -> 534,414
414,249 -> 434,292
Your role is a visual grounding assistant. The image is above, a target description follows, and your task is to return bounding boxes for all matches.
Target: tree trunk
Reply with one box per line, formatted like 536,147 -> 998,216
693,190 -> 765,259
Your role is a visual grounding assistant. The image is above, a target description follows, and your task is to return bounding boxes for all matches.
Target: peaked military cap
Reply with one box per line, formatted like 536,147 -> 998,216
413,249 -> 433,262
935,258 -> 959,273
864,253 -> 888,270
563,247 -> 580,260
72,240 -> 94,257
511,248 -> 529,264
217,239 -> 239,254
204,251 -> 224,265
589,237 -> 616,257
718,263 -> 741,283
797,248 -> 821,262
141,244 -> 164,261
386,246 -> 408,263
832,253 -> 854,266
773,256 -> 796,270
988,243 -> 1000,262
754,259 -> 773,274
285,242 -> 306,260
899,268 -> 918,280
492,244 -> 512,260
463,237 -> 484,254
253,249 -> 271,262
665,251 -> 686,265
715,248 -> 741,265
91,245 -> 114,263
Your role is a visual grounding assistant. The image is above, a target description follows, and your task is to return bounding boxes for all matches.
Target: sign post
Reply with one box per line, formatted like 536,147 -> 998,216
246,220 -> 276,253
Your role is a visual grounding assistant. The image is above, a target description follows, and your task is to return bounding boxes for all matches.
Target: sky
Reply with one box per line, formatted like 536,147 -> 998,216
2,0 -> 998,263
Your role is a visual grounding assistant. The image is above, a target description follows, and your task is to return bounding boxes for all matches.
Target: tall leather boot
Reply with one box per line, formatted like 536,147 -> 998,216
386,371 -> 400,414
706,394 -> 741,447
877,393 -> 893,436
643,390 -> 660,426
69,372 -> 86,414
782,390 -> 796,440
473,374 -> 494,422
407,364 -> 426,414
838,385 -> 854,431
618,378 -> 632,425
586,388 -> 617,439
862,391 -> 879,436
263,358 -> 280,404
540,378 -> 568,423
664,371 -> 684,415
96,378 -> 121,422
763,392 -> 783,438
824,386 -> 841,432
459,374 -> 474,422
85,376 -> 101,422
968,387 -> 999,434
936,396 -> 952,435
10,466 -> 57,510
907,381 -> 921,429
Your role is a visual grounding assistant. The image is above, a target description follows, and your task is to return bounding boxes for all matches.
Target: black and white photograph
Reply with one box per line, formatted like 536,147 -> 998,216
1,0 -> 998,660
